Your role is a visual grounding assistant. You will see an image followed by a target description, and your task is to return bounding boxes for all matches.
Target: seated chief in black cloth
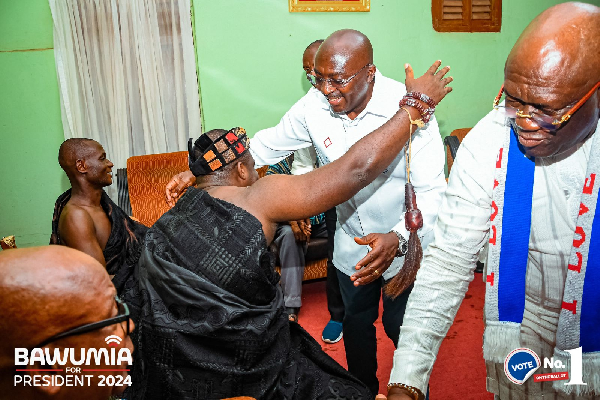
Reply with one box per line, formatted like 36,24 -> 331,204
50,138 -> 147,294
132,63 -> 452,399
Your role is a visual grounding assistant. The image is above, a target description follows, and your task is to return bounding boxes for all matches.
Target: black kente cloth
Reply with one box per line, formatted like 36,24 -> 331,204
50,189 -> 148,294
130,187 -> 370,400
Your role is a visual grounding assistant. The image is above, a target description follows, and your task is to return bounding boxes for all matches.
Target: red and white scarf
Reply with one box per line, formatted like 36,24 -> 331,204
483,126 -> 600,395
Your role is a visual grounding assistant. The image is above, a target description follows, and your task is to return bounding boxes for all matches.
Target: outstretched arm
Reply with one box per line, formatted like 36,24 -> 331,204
245,61 -> 453,224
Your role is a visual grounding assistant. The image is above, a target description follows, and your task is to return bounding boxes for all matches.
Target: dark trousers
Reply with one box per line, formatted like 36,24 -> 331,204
325,207 -> 345,322
337,268 -> 413,396
273,222 -> 328,308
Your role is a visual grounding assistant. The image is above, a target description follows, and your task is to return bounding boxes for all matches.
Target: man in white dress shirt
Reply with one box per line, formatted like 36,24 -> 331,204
386,3 -> 600,400
249,29 -> 447,395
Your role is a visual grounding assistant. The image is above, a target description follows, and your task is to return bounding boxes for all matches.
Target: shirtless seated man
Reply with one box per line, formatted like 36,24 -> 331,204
51,138 -> 147,293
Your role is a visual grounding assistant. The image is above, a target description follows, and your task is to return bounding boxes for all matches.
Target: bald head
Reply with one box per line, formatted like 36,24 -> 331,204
503,3 -> 600,158
305,39 -> 324,56
314,30 -> 376,119
58,138 -> 113,188
316,29 -> 373,71
0,247 -> 133,398
0,247 -> 113,367
506,2 -> 599,95
303,40 -> 323,74
58,138 -> 96,175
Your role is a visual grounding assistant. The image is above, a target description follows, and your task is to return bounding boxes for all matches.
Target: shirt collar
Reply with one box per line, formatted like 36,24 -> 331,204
362,69 -> 395,118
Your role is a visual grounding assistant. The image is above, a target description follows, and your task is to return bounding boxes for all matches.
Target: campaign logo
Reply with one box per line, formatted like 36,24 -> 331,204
505,346 -> 588,386
13,335 -> 132,388
504,348 -> 540,385
105,335 -> 122,347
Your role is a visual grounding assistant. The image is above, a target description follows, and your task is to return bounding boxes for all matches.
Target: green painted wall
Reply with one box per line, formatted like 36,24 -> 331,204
191,0 -> 584,137
1,0 -> 597,247
0,0 -> 68,247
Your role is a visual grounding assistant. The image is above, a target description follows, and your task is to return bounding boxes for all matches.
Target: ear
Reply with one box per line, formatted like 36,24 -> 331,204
236,161 -> 248,181
75,159 -> 87,174
367,64 -> 376,83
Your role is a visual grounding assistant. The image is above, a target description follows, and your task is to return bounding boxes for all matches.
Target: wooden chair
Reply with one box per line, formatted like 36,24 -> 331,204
127,151 -> 189,227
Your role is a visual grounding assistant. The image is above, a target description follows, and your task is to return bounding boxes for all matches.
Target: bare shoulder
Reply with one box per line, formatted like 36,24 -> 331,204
209,184 -> 280,242
211,185 -> 261,212
58,202 -> 95,234
57,200 -> 107,265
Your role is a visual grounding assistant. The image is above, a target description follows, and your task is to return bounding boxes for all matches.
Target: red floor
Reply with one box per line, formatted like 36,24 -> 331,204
298,274 -> 492,399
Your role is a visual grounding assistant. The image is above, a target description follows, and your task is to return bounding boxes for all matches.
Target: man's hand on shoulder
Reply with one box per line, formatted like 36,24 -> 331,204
351,232 -> 398,286
165,170 -> 196,207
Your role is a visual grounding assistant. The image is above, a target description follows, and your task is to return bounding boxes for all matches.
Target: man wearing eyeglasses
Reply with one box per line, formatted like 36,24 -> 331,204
386,3 -> 600,400
251,29 -> 447,396
0,246 -> 134,400
254,29 -> 448,397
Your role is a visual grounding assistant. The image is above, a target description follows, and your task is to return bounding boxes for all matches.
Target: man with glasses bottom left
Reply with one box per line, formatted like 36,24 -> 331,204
0,246 -> 134,400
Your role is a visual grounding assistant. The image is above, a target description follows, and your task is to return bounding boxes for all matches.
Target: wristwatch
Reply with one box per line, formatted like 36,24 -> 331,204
390,230 -> 408,257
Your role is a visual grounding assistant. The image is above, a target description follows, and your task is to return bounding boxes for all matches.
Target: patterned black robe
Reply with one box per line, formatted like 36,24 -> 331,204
130,187 -> 369,400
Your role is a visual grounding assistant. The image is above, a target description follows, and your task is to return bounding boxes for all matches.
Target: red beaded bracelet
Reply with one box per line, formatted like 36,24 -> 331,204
399,97 -> 426,116
405,91 -> 437,108
399,97 -> 435,123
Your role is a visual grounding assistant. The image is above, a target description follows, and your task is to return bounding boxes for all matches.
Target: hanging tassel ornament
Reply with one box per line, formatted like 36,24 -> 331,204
385,111 -> 424,299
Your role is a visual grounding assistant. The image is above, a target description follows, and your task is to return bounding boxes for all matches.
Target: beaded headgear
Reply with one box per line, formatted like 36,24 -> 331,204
188,127 -> 250,176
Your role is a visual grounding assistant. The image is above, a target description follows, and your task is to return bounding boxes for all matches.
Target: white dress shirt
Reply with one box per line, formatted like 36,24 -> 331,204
389,109 -> 599,399
250,70 -> 446,279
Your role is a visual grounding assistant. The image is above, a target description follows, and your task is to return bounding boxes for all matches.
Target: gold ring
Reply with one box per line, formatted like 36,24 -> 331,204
374,269 -> 379,275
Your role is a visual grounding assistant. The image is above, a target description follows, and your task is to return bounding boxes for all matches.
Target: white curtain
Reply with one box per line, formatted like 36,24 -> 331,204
49,0 -> 202,199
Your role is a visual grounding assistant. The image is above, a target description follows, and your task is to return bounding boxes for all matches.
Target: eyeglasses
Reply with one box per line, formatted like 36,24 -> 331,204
37,296 -> 130,348
310,64 -> 371,89
493,82 -> 600,131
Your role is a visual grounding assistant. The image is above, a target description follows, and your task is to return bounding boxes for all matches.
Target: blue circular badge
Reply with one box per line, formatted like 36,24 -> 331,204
504,348 -> 541,385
